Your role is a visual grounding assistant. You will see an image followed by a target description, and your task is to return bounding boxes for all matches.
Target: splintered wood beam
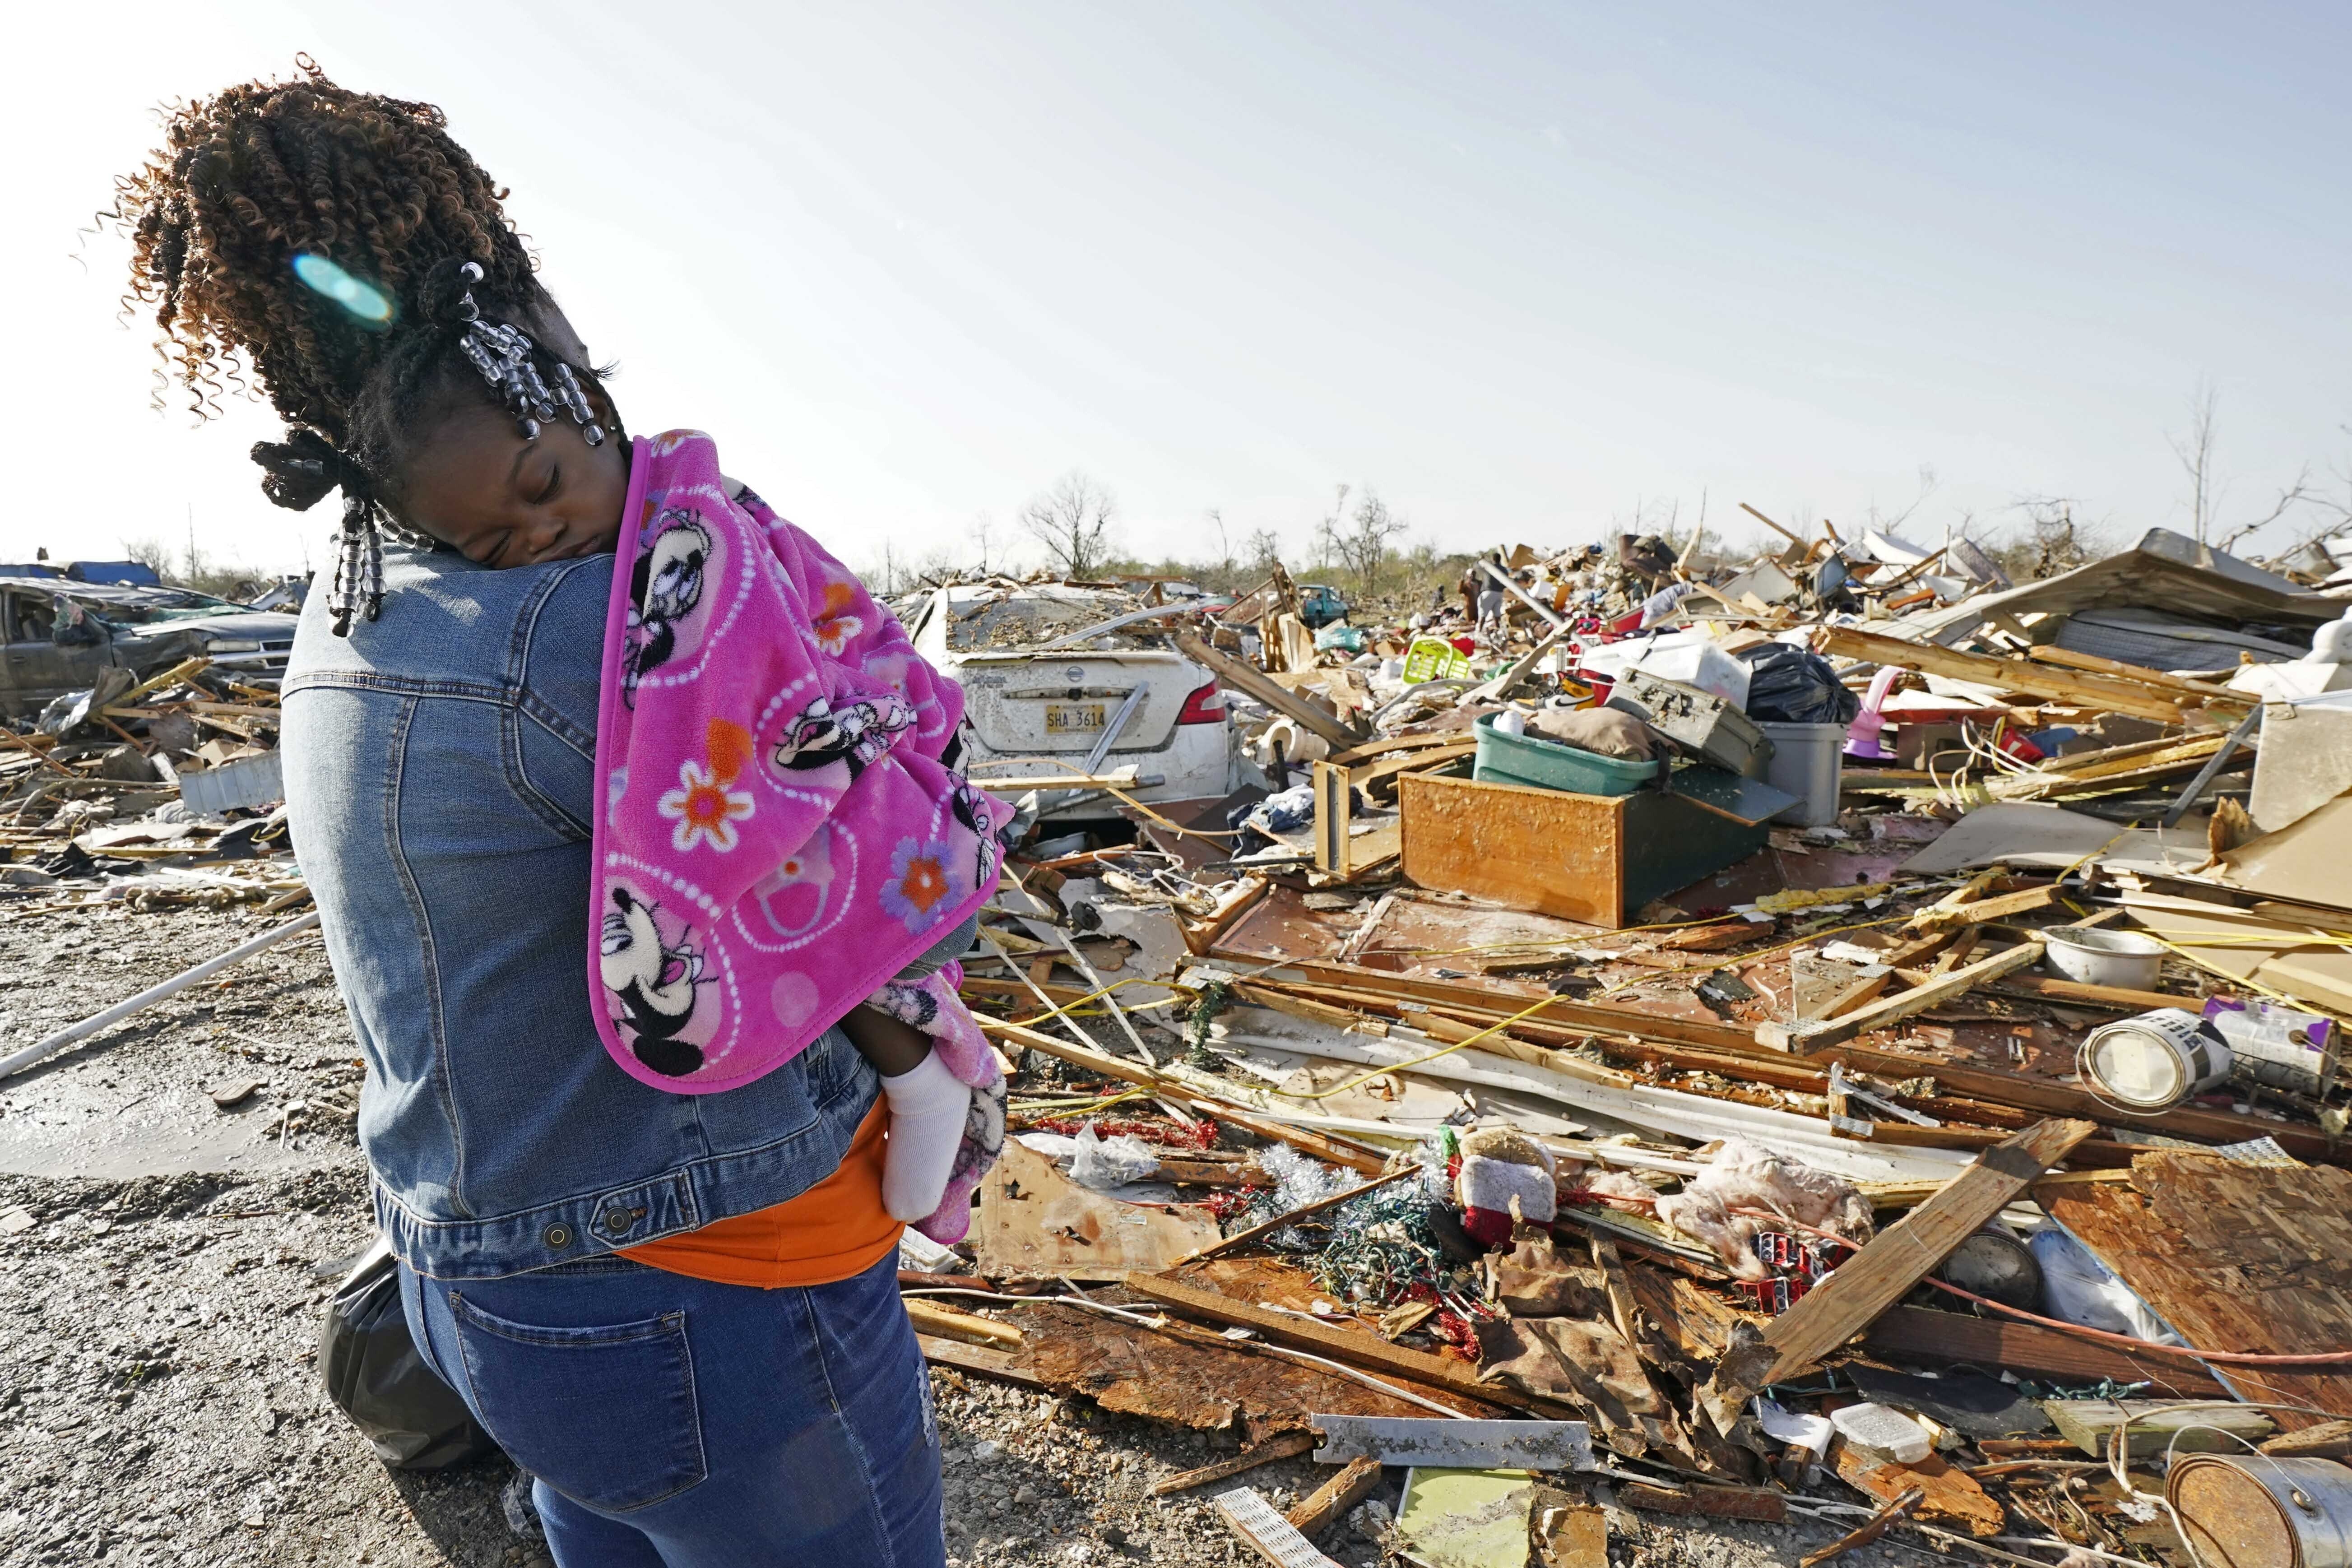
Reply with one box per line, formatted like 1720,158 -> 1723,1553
1755,1119 -> 2094,1385
1287,1456 -> 1384,1538
1147,1431 -> 1317,1496
1814,624 -> 2249,724
915,1333 -> 1044,1388
1755,940 -> 2046,1053
1902,883 -> 2056,932
1176,633 -> 1364,748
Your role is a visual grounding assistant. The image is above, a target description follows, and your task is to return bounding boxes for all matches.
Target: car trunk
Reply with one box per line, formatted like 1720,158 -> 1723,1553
956,650 -> 1201,758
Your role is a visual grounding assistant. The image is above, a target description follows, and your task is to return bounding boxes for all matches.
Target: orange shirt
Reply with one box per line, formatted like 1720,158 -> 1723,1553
620,1102 -> 902,1288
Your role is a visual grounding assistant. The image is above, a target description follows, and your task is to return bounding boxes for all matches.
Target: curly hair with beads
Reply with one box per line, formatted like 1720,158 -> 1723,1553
112,58 -> 555,464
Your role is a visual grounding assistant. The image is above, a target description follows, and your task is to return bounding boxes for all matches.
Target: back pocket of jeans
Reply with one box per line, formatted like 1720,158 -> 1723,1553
446,1292 -> 706,1512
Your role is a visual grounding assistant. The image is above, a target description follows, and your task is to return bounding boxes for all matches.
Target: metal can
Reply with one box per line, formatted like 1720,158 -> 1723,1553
2081,1007 -> 2233,1112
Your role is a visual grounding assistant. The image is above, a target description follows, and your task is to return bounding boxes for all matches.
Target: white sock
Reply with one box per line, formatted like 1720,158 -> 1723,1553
880,1048 -> 970,1222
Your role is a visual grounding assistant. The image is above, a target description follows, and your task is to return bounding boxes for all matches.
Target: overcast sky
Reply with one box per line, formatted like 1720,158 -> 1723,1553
5,1 -> 2347,582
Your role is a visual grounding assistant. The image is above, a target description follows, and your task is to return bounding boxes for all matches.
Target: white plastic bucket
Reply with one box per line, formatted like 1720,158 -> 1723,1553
2082,1008 -> 2233,1112
2043,927 -> 2165,991
1757,720 -> 1846,826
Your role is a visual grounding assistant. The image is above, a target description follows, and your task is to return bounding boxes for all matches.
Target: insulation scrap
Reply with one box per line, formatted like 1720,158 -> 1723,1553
1649,1138 -> 1874,1280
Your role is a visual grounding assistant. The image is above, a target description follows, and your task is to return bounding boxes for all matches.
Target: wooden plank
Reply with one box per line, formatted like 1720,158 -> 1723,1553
1755,940 -> 2046,1053
2046,1399 -> 2273,1458
1127,1270 -> 1538,1413
1311,761 -> 1350,876
1148,1431 -> 1317,1495
915,1333 -> 1044,1388
2040,1152 -> 2352,1426
1808,967 -> 1893,1021
1918,970 -> 2192,1012
1327,733 -> 1467,768
1752,1120 -> 2095,1384
1348,739 -> 1479,789
1176,633 -> 1363,748
1861,1306 -> 2229,1398
1814,624 -> 2248,725
903,1299 -> 1023,1349
1902,883 -> 2057,932
1619,1483 -> 1786,1522
1287,1456 -> 1382,1539
2026,645 -> 2238,700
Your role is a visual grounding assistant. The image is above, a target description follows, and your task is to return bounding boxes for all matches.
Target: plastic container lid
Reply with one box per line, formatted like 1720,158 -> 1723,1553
1828,1402 -> 1932,1464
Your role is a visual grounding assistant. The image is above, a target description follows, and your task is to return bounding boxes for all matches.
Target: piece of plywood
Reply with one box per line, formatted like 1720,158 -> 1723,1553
1828,1439 -> 2004,1537
1019,1301 -> 1480,1433
1127,1269 -> 1537,1415
2041,1152 -> 2352,1427
972,1139 -> 1222,1280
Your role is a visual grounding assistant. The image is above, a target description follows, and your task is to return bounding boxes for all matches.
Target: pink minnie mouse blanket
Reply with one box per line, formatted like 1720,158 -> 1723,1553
589,430 -> 1010,1094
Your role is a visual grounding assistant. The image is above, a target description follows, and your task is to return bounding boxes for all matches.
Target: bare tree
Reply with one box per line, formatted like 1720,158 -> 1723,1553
120,537 -> 175,580
1245,528 -> 1283,572
1335,488 -> 1408,598
973,512 -> 998,576
2169,379 -> 2322,551
2171,380 -> 2221,543
1206,508 -> 1232,578
1309,484 -> 1350,576
1020,471 -> 1118,579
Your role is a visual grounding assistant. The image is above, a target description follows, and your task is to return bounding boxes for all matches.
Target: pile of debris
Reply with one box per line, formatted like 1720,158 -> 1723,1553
9,517 -> 2352,1567
909,513 -> 2352,1566
0,654 -> 297,917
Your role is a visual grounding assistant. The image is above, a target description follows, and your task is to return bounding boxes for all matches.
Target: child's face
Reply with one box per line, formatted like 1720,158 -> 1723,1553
398,397 -> 630,569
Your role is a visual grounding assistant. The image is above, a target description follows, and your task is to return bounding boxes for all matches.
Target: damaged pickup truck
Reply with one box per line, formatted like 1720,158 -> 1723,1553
0,574 -> 297,718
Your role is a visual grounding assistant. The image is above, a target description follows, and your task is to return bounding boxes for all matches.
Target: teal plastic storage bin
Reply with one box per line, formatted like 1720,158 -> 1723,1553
1471,712 -> 1662,794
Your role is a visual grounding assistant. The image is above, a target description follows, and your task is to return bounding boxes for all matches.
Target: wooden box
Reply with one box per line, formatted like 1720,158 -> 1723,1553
1398,771 -> 1766,928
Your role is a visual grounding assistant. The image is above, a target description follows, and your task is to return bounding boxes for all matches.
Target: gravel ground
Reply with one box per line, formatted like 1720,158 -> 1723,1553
0,902 -> 1861,1568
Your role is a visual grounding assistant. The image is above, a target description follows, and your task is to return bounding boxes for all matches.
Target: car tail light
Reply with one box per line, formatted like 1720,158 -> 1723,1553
1177,681 -> 1225,725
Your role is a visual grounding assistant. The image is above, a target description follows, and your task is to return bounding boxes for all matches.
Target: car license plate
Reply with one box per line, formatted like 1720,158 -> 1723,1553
1044,702 -> 1106,735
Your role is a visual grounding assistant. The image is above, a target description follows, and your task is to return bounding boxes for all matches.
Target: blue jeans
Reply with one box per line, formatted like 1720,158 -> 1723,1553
400,1252 -> 945,1567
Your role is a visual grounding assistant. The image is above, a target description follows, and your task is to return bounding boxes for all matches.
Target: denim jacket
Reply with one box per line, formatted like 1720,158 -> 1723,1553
282,547 -> 880,1280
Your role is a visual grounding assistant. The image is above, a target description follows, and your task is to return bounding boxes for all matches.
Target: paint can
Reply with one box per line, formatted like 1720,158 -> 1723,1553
1933,1227 -> 2043,1311
2080,1007 -> 2234,1113
2169,1454 -> 2352,1568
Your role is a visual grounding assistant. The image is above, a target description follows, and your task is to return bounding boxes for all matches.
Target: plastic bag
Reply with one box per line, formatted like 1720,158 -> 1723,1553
1313,623 -> 1365,654
1068,1123 -> 1160,1190
318,1243 -> 501,1469
1737,643 -> 1861,726
2026,1228 -> 2183,1345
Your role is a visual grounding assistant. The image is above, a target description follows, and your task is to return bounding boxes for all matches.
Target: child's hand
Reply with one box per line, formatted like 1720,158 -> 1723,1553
877,1051 -> 970,1223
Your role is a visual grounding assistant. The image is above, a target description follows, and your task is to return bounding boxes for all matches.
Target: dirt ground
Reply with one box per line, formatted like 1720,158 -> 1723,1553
0,902 -> 1865,1568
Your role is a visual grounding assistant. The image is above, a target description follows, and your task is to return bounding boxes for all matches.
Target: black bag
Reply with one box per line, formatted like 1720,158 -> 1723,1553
318,1244 -> 500,1470
1738,643 -> 1862,727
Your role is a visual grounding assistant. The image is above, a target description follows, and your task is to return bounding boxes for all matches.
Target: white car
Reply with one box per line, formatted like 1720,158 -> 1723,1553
899,584 -> 1240,818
